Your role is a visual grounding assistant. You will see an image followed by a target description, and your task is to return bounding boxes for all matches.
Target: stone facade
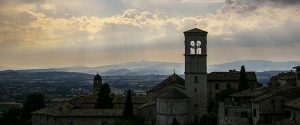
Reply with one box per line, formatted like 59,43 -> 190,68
32,94 -> 147,125
184,28 -> 208,122
156,89 -> 188,125
284,97 -> 300,125
218,85 -> 300,125
270,71 -> 297,89
208,71 -> 258,101
294,66 -> 300,87
218,88 -> 267,125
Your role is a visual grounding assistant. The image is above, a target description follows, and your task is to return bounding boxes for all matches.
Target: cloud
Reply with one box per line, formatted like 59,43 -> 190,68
0,0 -> 300,67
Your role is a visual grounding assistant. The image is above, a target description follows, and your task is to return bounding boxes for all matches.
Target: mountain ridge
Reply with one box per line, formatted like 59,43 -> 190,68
1,60 -> 300,75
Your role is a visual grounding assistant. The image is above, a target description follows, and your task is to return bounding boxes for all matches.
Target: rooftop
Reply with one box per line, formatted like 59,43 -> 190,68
184,28 -> 208,33
208,71 -> 257,81
32,102 -> 123,117
285,97 -> 300,110
271,71 -> 296,80
157,89 -> 187,99
252,87 -> 300,102
230,87 -> 270,98
148,73 -> 185,92
293,66 -> 300,70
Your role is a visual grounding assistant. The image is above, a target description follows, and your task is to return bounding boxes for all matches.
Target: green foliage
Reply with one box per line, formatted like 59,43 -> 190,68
216,88 -> 237,102
0,93 -> 45,125
0,108 -> 22,125
95,83 -> 113,109
239,65 -> 250,91
123,89 -> 133,118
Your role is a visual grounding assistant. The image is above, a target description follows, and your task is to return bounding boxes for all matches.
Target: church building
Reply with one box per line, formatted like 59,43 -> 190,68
138,28 -> 209,125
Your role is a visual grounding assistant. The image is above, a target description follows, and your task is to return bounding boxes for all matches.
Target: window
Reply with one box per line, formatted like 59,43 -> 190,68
70,121 -> 74,125
225,108 -> 228,116
190,41 -> 195,54
271,99 -> 275,110
102,121 -> 108,125
194,88 -> 197,93
241,112 -> 248,118
227,83 -> 231,89
194,76 -> 198,83
196,41 -> 201,54
253,109 -> 257,117
215,84 -> 219,90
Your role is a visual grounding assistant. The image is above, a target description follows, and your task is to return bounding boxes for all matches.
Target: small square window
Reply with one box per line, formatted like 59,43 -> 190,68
241,112 -> 248,118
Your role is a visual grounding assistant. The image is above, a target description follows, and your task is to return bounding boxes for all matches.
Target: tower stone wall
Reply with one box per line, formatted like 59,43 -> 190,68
184,28 -> 208,123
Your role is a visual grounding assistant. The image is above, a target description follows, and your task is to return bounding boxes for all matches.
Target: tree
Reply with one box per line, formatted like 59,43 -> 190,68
0,93 -> 45,125
0,108 -> 22,125
23,93 -> 45,113
123,89 -> 133,118
239,65 -> 250,91
21,93 -> 46,125
95,83 -> 113,108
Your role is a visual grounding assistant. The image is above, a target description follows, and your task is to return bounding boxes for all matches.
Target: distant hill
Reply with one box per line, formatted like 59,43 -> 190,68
209,60 -> 300,72
1,60 -> 299,75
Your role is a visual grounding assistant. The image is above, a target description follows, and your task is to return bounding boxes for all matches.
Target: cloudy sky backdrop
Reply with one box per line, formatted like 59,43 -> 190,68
0,0 -> 300,68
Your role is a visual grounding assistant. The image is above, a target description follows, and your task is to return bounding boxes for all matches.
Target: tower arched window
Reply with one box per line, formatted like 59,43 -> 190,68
196,41 -> 201,54
190,41 -> 196,54
194,76 -> 198,83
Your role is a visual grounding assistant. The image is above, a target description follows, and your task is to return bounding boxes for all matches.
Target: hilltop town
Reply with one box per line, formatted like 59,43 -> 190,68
29,28 -> 300,125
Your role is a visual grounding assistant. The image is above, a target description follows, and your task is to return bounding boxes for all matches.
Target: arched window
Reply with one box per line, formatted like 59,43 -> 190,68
194,76 -> 198,83
190,41 -> 195,54
196,41 -> 201,54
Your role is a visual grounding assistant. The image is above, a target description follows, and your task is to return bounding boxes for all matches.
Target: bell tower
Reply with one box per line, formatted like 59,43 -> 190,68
184,28 -> 208,123
93,73 -> 102,95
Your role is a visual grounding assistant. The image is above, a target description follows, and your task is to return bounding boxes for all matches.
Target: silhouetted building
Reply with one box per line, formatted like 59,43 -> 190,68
294,66 -> 300,87
270,71 -> 297,89
93,73 -> 102,95
208,70 -> 258,101
218,65 -> 300,125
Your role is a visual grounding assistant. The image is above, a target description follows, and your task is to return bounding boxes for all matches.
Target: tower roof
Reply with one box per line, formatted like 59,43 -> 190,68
184,28 -> 208,34
293,66 -> 300,70
157,89 -> 187,99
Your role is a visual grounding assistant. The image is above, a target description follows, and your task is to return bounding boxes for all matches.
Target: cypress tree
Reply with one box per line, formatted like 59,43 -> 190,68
239,65 -> 249,91
95,83 -> 113,109
123,89 -> 133,118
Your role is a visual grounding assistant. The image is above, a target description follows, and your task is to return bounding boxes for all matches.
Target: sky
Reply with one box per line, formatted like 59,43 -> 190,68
0,0 -> 300,68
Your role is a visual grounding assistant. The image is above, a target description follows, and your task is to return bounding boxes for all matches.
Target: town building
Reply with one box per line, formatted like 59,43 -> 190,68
218,66 -> 300,125
208,70 -> 258,101
284,97 -> 300,125
270,71 -> 297,89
